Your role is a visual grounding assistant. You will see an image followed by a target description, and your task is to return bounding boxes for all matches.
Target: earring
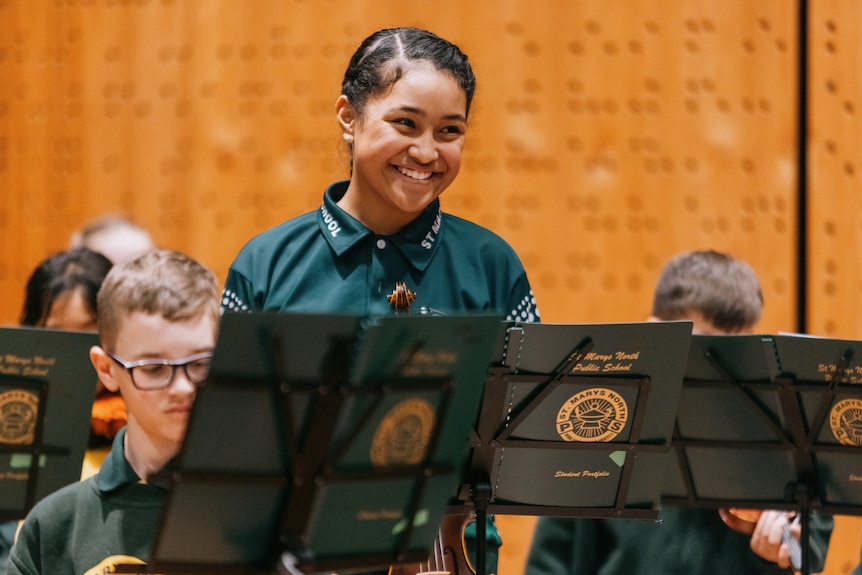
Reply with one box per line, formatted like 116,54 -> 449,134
343,134 -> 353,143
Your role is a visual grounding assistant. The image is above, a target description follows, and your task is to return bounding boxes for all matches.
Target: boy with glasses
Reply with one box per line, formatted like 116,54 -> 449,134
7,249 -> 219,575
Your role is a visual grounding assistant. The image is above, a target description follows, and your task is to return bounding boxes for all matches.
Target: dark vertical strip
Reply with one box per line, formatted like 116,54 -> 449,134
797,0 -> 809,334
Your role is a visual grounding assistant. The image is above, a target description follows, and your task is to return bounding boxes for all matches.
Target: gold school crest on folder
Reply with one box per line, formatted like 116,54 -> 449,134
0,390 -> 39,445
556,388 -> 628,442
830,398 -> 862,446
370,398 -> 436,468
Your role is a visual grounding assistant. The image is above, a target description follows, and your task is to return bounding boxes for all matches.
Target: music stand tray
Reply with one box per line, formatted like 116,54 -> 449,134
0,327 -> 99,520
661,332 -> 862,575
148,312 -> 506,575
460,321 -> 693,520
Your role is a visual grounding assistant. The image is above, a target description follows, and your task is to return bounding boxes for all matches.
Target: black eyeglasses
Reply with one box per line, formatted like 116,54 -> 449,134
105,349 -> 213,390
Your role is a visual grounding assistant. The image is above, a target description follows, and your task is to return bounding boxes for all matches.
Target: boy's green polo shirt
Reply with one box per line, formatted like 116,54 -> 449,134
7,429 -> 166,575
222,180 -> 539,321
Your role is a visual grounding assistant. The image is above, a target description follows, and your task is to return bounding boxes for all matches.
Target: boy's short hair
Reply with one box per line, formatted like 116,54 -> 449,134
96,249 -> 219,349
652,250 -> 763,332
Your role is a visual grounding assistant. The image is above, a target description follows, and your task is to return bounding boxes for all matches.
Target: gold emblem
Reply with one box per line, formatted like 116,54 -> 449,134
370,398 -> 435,468
556,388 -> 628,442
830,398 -> 862,446
0,390 -> 39,445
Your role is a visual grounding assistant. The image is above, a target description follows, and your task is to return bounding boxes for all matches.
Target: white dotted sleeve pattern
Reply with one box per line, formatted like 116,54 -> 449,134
507,290 -> 540,323
220,288 -> 250,313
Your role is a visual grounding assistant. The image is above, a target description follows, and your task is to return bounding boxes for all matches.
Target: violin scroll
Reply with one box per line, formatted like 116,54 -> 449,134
388,512 -> 475,575
388,282 -> 417,313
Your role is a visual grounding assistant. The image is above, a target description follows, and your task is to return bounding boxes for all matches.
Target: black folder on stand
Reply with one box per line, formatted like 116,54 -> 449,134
661,332 -> 862,575
0,327 -> 98,520
458,321 -> 693,520
148,312 -> 505,575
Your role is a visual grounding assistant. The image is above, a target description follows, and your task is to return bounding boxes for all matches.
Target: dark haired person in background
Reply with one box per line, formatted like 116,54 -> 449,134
20,247 -> 112,330
19,247 -> 125,443
1,248 -> 116,574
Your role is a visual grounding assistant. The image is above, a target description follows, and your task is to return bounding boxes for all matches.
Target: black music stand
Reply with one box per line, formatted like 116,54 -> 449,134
0,327 -> 99,520
661,332 -> 862,575
148,312 -> 506,575
452,321 -> 693,575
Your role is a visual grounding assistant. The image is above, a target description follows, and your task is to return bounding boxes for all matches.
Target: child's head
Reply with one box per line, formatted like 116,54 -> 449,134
335,28 -> 474,233
341,27 -> 476,121
96,249 -> 219,351
90,250 -> 219,460
21,247 -> 113,331
650,250 -> 763,334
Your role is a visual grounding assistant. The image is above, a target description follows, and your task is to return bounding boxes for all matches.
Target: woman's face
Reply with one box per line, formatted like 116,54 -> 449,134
42,288 -> 97,332
336,63 -> 468,234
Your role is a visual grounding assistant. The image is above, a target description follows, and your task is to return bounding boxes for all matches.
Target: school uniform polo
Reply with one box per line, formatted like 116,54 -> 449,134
222,180 -> 539,322
7,429 -> 166,575
223,179 -> 539,575
526,508 -> 833,575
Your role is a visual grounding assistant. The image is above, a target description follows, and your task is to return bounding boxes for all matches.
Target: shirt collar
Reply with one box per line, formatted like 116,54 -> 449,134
318,180 -> 444,272
95,428 -> 141,492
95,428 -> 173,492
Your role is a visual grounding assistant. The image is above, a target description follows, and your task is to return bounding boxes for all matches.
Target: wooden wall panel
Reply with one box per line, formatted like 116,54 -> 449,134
0,0 -> 797,333
451,0 -> 798,330
808,0 -> 862,340
2,1 -> 860,573
809,3 -> 862,575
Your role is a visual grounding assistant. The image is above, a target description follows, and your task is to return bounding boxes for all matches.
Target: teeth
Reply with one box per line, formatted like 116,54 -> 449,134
398,167 -> 432,180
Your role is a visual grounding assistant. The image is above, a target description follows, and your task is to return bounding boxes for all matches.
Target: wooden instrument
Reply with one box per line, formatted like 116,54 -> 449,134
388,282 -> 417,313
90,391 -> 127,439
385,283 -> 477,575
719,508 -> 801,571
388,512 -> 476,575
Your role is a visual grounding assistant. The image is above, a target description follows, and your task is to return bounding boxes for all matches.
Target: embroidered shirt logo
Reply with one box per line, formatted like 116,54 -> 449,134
420,210 -> 442,250
556,388 -> 628,442
0,390 -> 39,445
320,204 -> 343,238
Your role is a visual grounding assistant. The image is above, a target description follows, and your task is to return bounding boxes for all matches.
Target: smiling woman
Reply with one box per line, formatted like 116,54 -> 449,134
221,26 -> 539,321
334,61 -> 467,235
220,26 -> 541,575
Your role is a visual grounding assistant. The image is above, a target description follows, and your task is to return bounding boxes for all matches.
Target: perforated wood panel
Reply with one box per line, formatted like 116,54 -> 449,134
0,0 -> 798,333
808,4 -> 862,574
1,1 -> 860,572
452,1 -> 797,331
808,0 -> 862,340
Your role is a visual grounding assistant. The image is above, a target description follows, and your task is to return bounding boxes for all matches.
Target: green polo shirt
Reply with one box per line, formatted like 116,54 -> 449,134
7,429 -> 166,575
222,180 -> 539,321
223,180 -> 538,574
527,509 -> 833,575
